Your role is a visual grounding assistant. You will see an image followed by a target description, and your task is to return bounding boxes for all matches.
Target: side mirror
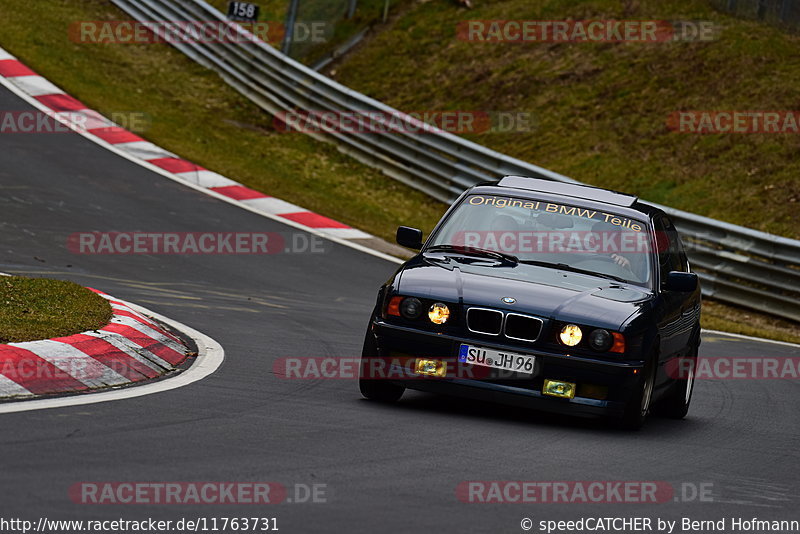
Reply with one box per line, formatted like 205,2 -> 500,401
664,271 -> 698,292
396,226 -> 423,249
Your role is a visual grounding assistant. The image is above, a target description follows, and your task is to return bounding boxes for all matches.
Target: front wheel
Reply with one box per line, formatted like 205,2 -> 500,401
617,355 -> 656,430
358,330 -> 404,403
656,341 -> 698,419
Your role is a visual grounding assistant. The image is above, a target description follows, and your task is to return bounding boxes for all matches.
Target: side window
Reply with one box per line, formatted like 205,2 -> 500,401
654,216 -> 683,284
662,216 -> 690,272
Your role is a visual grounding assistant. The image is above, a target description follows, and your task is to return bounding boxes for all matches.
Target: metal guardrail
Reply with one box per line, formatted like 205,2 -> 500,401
111,0 -> 800,323
712,0 -> 800,31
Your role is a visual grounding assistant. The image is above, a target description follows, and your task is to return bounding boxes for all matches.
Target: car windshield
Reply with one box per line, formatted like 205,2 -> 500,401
427,194 -> 653,286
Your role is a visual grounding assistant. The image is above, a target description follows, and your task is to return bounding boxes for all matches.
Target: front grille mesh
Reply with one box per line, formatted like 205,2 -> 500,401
466,308 -> 543,342
466,308 -> 503,335
504,314 -> 543,342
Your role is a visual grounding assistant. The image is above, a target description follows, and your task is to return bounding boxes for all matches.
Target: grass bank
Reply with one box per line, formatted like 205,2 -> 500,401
331,0 -> 800,239
0,277 -> 112,343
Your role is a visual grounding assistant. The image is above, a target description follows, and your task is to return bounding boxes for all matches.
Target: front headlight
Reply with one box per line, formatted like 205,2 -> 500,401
400,297 -> 423,319
428,302 -> 450,324
559,324 -> 583,346
588,328 -> 613,352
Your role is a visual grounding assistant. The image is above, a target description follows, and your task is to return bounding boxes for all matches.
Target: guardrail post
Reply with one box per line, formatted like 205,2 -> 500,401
757,0 -> 768,19
282,0 -> 300,55
780,0 -> 791,21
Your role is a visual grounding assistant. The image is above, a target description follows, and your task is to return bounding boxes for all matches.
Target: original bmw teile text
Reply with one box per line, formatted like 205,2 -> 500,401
538,517 -> 799,533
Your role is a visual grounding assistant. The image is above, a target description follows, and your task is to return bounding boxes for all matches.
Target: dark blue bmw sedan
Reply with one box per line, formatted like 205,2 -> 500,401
359,176 -> 701,429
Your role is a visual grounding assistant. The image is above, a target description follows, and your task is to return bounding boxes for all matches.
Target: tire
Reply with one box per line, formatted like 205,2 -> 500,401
617,354 -> 657,430
358,330 -> 404,403
657,340 -> 698,419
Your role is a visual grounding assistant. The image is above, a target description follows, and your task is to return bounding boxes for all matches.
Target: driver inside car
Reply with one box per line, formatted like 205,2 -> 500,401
591,220 -> 647,280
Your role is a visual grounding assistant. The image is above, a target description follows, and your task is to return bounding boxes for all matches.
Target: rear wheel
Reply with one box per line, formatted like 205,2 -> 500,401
358,330 -> 404,403
657,341 -> 698,419
618,354 -> 656,430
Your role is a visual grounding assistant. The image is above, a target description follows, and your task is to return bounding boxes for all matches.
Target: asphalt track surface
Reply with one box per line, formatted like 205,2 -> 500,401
1,84 -> 798,533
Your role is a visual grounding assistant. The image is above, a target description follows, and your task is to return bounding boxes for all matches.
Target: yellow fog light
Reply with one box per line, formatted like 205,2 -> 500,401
415,358 -> 447,378
543,379 -> 577,399
559,324 -> 583,346
428,302 -> 450,324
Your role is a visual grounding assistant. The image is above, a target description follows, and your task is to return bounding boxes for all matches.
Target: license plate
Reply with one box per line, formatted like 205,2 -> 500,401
458,344 -> 535,375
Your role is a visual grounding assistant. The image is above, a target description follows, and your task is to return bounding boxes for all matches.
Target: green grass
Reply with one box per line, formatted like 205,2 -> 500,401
0,277 -> 112,343
0,0 -> 444,245
701,300 -> 800,344
331,0 -> 800,238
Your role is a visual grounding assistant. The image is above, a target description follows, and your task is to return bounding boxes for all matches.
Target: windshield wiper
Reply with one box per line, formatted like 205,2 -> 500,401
518,260 -> 628,284
425,244 -> 519,265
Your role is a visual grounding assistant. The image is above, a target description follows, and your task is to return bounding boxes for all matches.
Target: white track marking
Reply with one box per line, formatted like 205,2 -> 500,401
104,315 -> 185,353
175,170 -> 238,188
0,300 -> 225,414
10,339 -> 130,388
60,109 -> 116,130
82,330 -> 172,372
701,329 -> 800,349
317,227 -> 371,239
240,197 -> 305,215
0,375 -> 34,398
109,305 -> 160,329
114,140 -> 178,160
8,76 -> 62,96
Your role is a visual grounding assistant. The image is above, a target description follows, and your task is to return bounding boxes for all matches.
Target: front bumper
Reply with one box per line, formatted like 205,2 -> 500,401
370,319 -> 645,419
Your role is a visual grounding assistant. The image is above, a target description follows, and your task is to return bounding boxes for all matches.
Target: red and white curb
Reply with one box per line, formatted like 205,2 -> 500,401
0,46 -> 403,262
0,289 -> 190,399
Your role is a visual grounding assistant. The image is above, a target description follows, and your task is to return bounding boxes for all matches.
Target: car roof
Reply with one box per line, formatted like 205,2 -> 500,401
497,176 -> 637,206
470,176 -> 662,220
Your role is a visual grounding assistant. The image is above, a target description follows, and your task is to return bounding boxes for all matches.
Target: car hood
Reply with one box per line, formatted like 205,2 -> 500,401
397,256 -> 653,330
